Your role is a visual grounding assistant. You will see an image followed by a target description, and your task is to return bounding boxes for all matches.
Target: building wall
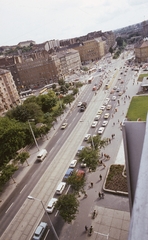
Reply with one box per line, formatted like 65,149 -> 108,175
0,69 -> 20,116
135,45 -> 148,62
73,39 -> 105,63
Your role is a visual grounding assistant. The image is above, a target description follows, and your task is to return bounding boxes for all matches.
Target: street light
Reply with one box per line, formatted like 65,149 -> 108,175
28,196 -> 59,240
28,120 -> 40,151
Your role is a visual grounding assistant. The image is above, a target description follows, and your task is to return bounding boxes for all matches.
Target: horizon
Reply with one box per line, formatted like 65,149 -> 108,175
1,0 -> 148,46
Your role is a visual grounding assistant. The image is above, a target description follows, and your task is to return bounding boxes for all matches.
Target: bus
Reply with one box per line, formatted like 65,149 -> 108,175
88,76 -> 94,83
39,87 -> 48,95
20,89 -> 32,98
88,68 -> 96,74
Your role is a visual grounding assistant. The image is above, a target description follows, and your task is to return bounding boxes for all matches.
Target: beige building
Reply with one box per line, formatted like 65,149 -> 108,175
0,69 -> 20,116
15,51 -> 61,89
73,38 -> 105,64
135,40 -> 148,62
56,49 -> 81,78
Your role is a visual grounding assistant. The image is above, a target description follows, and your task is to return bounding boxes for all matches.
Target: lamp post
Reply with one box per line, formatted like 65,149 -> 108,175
28,120 -> 40,151
28,196 -> 59,240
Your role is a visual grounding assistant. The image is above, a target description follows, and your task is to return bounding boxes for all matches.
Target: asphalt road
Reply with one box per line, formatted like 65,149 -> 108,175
0,50 -> 138,239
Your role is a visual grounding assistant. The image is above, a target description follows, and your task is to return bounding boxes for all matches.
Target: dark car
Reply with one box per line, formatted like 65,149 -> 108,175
64,168 -> 74,179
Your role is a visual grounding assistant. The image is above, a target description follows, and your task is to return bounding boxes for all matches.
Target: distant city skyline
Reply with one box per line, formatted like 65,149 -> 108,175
1,0 -> 148,46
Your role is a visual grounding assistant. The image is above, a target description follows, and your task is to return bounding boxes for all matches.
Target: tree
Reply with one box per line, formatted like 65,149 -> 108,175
37,90 -> 57,112
0,164 -> 18,186
58,79 -> 65,86
66,171 -> 86,193
15,152 -> 30,166
87,135 -> 107,150
109,47 -> 113,54
116,37 -> 123,47
63,94 -> 75,105
55,194 -> 79,223
77,147 -> 99,171
72,88 -> 79,95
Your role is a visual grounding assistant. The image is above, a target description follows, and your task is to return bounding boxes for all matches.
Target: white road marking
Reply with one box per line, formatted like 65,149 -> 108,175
20,185 -> 27,194
94,231 -> 109,239
5,202 -> 14,213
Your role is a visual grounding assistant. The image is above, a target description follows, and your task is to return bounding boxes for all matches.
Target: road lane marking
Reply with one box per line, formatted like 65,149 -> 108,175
20,185 -> 27,194
5,202 -> 14,213
55,210 -> 59,217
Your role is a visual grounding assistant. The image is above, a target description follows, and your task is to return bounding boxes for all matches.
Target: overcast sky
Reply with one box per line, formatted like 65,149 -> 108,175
0,0 -> 148,46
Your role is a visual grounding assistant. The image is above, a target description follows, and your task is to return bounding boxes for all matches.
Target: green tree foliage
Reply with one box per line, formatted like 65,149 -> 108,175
63,94 -> 75,105
37,90 -> 57,112
15,152 -> 30,166
116,37 -> 123,46
72,88 -> 79,95
58,79 -> 65,86
87,135 -> 107,150
55,194 -> 79,223
66,171 -> 86,192
0,164 -> 18,191
78,147 -> 98,171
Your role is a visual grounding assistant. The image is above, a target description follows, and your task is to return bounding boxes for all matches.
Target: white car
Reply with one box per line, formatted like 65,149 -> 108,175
84,134 -> 91,141
113,86 -> 117,90
69,159 -> 77,168
100,106 -> 106,111
106,104 -> 112,110
77,102 -> 82,107
98,127 -> 105,134
61,122 -> 68,129
103,101 -> 108,106
112,96 -> 116,101
102,120 -> 108,127
98,109 -> 103,115
104,113 -> 110,119
91,121 -> 98,128
105,98 -> 110,103
94,115 -> 100,121
46,198 -> 58,213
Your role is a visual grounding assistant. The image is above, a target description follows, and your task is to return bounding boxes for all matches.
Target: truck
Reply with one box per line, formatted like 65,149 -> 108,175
80,102 -> 87,112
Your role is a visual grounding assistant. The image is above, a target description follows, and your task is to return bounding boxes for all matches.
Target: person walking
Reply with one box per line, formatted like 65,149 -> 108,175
99,174 -> 102,180
85,225 -> 88,232
90,182 -> 93,188
98,192 -> 101,199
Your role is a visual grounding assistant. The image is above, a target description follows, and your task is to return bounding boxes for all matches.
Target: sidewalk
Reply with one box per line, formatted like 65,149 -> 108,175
0,85 -> 87,208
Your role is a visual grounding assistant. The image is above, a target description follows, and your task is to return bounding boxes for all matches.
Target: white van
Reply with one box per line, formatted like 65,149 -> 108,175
46,198 -> 58,213
56,182 -> 66,195
37,149 -> 47,161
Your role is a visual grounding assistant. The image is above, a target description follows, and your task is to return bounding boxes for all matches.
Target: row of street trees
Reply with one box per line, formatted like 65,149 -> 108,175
0,80 -> 82,191
55,135 -> 107,223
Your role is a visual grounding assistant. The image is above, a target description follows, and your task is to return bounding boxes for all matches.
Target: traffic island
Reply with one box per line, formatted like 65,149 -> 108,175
103,164 -> 128,196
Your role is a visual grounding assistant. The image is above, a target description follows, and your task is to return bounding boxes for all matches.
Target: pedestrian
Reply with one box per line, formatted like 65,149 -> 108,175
90,182 -> 93,188
109,138 -> 111,143
101,152 -> 103,158
118,119 -> 120,123
100,174 -> 102,180
98,192 -> 101,199
89,226 -> 93,234
85,225 -> 88,232
101,192 -> 104,199
112,114 -> 114,118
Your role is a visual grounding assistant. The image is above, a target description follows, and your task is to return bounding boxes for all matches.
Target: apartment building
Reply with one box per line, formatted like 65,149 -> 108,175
135,39 -> 148,62
56,49 -> 81,78
72,38 -> 105,64
15,51 -> 61,90
0,69 -> 20,116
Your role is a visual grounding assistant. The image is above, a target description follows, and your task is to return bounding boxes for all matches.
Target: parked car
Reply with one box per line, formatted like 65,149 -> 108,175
69,160 -> 77,168
64,168 -> 74,179
61,122 -> 68,129
94,115 -> 100,121
102,120 -> 108,127
33,222 -> 48,240
98,127 -> 105,134
98,109 -> 103,115
77,102 -> 82,107
91,121 -> 98,128
80,159 -> 87,168
46,198 -> 58,213
84,134 -> 91,141
76,169 -> 85,178
104,113 -> 110,119
77,146 -> 85,155
100,106 -> 105,111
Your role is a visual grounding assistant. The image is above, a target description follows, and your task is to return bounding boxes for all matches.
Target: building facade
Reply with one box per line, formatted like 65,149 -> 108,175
0,69 -> 20,116
72,38 -> 105,64
135,39 -> 148,62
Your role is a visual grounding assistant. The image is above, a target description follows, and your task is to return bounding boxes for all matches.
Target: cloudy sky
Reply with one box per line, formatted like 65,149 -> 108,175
0,0 -> 148,46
